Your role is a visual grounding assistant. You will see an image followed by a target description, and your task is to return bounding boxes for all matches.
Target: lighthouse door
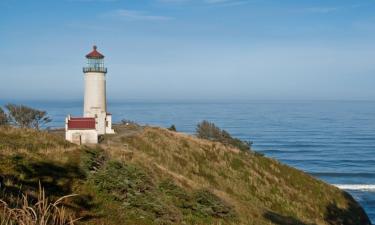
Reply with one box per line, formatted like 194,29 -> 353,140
72,133 -> 82,145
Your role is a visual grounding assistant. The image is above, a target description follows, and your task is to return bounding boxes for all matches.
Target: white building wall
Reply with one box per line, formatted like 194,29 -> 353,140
105,114 -> 115,134
96,113 -> 107,135
65,129 -> 98,144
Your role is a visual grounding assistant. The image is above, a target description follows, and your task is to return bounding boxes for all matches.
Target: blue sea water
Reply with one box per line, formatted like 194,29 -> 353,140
2,100 -> 375,222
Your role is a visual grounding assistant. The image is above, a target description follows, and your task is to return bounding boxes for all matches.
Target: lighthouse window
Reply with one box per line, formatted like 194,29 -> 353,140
87,59 -> 104,69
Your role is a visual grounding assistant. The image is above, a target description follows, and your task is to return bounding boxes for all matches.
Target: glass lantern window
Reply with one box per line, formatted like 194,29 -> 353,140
87,58 -> 104,69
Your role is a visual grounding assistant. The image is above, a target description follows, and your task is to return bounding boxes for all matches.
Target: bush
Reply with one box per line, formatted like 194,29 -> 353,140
196,121 -> 252,151
168,125 -> 177,132
5,104 -> 51,130
121,119 -> 138,126
159,180 -> 236,219
0,107 -> 8,126
90,161 -> 153,202
80,147 -> 106,176
90,161 -> 178,222
193,189 -> 235,218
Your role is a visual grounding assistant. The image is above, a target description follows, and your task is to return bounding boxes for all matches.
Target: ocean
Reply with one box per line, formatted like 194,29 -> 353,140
2,100 -> 375,222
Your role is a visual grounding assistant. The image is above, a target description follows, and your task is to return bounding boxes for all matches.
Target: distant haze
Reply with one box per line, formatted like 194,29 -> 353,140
1,0 -> 375,101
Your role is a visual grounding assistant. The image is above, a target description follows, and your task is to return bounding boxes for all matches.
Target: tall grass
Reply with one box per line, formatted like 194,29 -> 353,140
0,183 -> 79,225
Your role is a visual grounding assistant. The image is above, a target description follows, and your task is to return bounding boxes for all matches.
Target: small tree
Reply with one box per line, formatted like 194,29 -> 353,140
168,124 -> 177,132
196,120 -> 221,140
196,120 -> 252,151
5,104 -> 51,130
0,107 -> 8,126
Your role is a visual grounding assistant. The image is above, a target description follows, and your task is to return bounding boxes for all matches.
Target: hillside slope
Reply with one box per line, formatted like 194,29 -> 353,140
0,125 -> 371,225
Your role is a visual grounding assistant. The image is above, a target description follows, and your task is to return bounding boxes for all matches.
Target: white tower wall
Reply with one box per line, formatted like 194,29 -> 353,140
83,72 -> 108,135
84,72 -> 107,117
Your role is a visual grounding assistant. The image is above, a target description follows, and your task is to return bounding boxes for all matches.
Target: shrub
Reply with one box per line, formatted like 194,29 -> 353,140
159,180 -> 236,220
193,189 -> 235,219
80,147 -> 106,176
0,107 -> 8,126
168,125 -> 177,132
90,161 -> 178,222
196,120 -> 252,151
159,179 -> 191,205
90,161 -> 153,202
121,119 -> 138,126
5,104 -> 51,130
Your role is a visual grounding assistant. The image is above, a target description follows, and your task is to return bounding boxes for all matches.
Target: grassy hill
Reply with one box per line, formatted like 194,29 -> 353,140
0,125 -> 371,225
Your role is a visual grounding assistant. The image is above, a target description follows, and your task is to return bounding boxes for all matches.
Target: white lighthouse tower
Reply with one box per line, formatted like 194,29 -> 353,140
83,45 -> 114,135
65,46 -> 114,145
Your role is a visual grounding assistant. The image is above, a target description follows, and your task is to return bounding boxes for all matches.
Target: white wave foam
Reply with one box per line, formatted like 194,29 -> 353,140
334,184 -> 375,191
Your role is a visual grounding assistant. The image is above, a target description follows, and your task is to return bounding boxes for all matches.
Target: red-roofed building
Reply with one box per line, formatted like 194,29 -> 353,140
65,116 -> 98,144
68,117 -> 96,130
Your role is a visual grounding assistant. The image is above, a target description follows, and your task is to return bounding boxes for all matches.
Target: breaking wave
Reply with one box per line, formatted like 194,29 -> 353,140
334,184 -> 375,191
311,172 -> 375,178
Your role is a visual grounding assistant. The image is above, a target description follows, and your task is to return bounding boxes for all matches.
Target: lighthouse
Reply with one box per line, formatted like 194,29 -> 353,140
83,45 -> 114,135
65,46 -> 114,145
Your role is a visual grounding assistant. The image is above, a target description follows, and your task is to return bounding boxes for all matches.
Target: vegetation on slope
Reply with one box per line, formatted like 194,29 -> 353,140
196,120 -> 252,151
0,125 -> 371,225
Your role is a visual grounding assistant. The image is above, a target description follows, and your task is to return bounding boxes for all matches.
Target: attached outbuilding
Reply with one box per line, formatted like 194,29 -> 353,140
65,116 -> 98,145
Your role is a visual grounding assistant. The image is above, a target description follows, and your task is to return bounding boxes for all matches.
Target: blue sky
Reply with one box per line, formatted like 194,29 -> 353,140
1,0 -> 375,101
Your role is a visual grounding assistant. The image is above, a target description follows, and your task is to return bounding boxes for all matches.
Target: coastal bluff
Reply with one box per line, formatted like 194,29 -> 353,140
0,124 -> 371,225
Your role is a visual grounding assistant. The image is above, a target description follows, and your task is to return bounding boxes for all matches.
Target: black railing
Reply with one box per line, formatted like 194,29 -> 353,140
83,67 -> 107,73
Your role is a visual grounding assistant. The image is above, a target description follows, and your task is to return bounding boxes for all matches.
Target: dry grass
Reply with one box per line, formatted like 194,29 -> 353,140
0,183 -> 79,225
0,127 -> 72,153
0,125 -> 370,225
102,125 -> 369,225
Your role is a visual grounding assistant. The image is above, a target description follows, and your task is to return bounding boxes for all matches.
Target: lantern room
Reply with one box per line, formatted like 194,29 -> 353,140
83,45 -> 107,73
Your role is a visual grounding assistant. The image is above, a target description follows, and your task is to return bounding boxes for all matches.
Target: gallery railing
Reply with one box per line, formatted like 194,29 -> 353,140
83,67 -> 107,73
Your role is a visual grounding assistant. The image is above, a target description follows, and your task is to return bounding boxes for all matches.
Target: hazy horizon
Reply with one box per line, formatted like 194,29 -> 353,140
1,0 -> 375,101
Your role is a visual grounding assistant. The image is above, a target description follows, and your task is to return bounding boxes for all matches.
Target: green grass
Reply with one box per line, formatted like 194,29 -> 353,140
0,127 -> 71,151
0,126 -> 371,225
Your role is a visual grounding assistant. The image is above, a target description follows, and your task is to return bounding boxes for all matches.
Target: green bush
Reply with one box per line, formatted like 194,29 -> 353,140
90,161 -> 178,223
159,179 -> 192,208
159,180 -> 236,220
193,189 -> 235,219
90,161 -> 153,202
168,124 -> 177,132
80,146 -> 106,176
196,120 -> 252,151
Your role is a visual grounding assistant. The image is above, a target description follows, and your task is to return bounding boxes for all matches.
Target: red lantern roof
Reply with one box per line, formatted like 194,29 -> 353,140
86,45 -> 104,59
68,117 -> 96,130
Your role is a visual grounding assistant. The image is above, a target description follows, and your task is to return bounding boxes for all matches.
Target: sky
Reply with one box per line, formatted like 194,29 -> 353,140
1,0 -> 375,101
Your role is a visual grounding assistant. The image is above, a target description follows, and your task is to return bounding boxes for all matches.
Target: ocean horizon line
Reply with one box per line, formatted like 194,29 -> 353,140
1,99 -> 375,105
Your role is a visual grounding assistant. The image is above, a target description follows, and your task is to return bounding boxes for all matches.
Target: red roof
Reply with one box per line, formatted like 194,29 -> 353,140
68,117 -> 96,130
86,45 -> 104,59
